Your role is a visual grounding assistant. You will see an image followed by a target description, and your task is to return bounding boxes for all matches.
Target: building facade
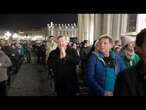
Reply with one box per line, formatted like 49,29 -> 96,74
78,14 -> 146,44
47,22 -> 78,42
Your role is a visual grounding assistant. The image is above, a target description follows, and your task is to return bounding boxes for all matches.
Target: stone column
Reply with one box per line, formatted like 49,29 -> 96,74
78,14 -> 95,44
121,14 -> 128,35
136,14 -> 146,33
94,14 -> 102,40
89,14 -> 94,44
112,14 -> 121,41
102,14 -> 113,35
83,14 -> 90,41
78,14 -> 83,42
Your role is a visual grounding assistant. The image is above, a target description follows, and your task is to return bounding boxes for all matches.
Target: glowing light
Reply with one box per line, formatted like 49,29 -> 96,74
12,33 -> 18,39
31,35 -> 44,41
5,31 -> 11,37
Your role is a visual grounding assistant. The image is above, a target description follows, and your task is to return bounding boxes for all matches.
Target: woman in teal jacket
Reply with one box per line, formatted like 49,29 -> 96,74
85,35 -> 125,96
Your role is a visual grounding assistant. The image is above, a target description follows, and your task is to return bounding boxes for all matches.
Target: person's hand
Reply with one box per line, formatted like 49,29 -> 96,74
60,47 -> 66,59
58,37 -> 67,59
104,92 -> 113,96
0,63 -> 2,67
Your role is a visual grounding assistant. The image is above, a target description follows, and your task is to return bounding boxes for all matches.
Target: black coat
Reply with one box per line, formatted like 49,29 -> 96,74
8,48 -> 20,65
47,47 -> 80,96
114,59 -> 146,96
80,47 -> 91,62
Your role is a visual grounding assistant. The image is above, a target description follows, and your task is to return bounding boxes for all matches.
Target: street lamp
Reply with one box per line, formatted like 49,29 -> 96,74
4,31 -> 12,40
5,31 -> 12,37
12,33 -> 18,40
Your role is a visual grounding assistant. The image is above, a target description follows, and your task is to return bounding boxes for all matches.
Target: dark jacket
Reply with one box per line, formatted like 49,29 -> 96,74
47,47 -> 80,96
9,48 -> 20,64
80,46 -> 91,62
2,46 -> 11,57
114,59 -> 146,96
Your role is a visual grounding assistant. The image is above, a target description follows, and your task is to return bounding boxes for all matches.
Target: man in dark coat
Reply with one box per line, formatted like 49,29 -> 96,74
36,43 -> 42,64
114,28 -> 146,96
79,40 -> 91,85
80,40 -> 91,71
8,44 -> 20,74
47,35 -> 80,96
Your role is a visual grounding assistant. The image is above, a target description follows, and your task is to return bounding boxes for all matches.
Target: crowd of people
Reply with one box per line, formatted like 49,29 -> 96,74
1,28 -> 146,96
46,29 -> 145,96
0,40 -> 33,96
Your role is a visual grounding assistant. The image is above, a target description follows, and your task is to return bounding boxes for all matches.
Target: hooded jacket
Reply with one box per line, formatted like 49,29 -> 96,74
85,51 -> 125,96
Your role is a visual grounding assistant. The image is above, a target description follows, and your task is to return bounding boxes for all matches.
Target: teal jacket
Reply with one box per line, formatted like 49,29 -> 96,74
123,53 -> 140,69
85,51 -> 126,96
18,47 -> 25,56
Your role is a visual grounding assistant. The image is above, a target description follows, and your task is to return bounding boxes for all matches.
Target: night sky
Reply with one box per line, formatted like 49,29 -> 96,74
0,14 -> 78,31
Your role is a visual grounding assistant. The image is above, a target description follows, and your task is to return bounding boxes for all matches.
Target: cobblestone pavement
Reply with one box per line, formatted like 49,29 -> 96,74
8,58 -> 55,96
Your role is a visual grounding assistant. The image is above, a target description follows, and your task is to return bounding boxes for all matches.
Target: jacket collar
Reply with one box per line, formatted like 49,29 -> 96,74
92,50 -> 116,66
97,51 -> 116,60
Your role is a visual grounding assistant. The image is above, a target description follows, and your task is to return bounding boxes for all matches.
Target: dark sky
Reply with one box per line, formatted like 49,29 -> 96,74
0,14 -> 78,31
